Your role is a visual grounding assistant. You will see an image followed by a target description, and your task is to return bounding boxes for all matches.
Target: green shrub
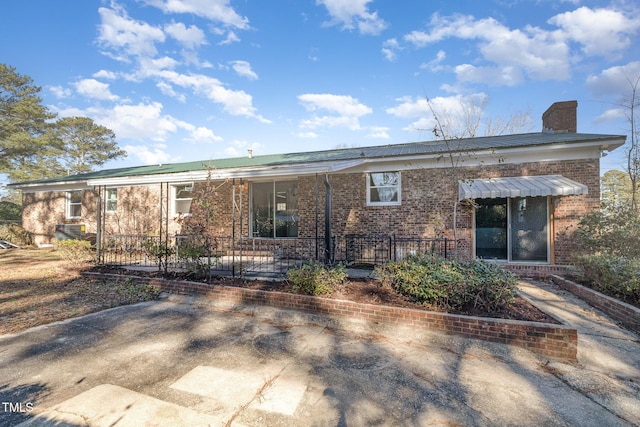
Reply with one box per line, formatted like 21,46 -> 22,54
175,239 -> 215,279
0,223 -> 33,246
142,238 -> 175,272
287,261 -> 347,297
573,254 -> 640,305
573,205 -> 640,258
569,205 -> 640,305
114,277 -> 162,303
0,201 -> 21,221
376,254 -> 517,311
56,239 -> 94,265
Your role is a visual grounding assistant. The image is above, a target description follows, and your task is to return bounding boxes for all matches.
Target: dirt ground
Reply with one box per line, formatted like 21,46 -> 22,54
0,249 -> 160,335
0,248 -> 556,337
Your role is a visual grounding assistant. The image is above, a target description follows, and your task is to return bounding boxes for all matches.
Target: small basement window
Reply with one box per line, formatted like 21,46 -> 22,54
67,190 -> 82,219
366,171 -> 401,206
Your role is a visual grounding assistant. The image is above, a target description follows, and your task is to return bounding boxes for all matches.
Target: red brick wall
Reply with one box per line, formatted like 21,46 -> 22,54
542,100 -> 578,133
552,275 -> 640,334
22,189 -> 97,245
22,157 -> 598,263
102,185 -> 162,236
295,158 -> 598,264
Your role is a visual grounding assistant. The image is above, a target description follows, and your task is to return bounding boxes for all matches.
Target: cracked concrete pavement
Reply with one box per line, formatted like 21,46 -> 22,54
0,279 -> 639,426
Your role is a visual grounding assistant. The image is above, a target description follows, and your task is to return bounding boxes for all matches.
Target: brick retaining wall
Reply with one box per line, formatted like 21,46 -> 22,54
551,275 -> 640,335
85,272 -> 578,362
504,264 -> 573,279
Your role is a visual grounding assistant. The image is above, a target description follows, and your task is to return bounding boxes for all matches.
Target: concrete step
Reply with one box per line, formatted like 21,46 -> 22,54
17,384 -> 229,427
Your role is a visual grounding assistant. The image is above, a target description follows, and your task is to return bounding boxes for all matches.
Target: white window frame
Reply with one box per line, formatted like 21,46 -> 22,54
172,183 -> 193,216
105,188 -> 117,213
366,171 -> 401,206
66,190 -> 82,219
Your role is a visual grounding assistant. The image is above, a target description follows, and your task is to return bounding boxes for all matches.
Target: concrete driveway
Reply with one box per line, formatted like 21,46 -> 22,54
1,280 -> 639,426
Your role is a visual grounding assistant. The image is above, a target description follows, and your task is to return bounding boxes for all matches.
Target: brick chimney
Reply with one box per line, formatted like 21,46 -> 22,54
542,100 -> 577,133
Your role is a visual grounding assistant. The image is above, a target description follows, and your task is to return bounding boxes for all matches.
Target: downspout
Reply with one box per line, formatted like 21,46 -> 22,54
324,174 -> 332,265
95,186 -> 102,265
315,174 -> 319,260
232,178 -> 236,278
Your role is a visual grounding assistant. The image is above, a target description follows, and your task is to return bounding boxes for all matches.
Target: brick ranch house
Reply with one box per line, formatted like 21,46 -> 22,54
10,101 -> 625,273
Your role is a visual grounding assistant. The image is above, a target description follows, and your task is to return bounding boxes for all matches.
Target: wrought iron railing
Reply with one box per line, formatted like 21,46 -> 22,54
98,233 -> 453,277
339,234 -> 453,267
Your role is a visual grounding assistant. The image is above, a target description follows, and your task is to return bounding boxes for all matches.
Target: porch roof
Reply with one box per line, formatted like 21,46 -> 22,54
458,175 -> 588,201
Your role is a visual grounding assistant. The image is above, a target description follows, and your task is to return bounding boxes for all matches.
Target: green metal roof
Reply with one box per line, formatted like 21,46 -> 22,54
9,131 -> 626,187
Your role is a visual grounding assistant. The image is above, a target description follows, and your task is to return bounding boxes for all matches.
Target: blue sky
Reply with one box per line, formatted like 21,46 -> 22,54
1,0 -> 639,179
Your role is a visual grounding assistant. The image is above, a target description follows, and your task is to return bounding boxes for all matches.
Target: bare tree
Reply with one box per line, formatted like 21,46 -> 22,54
620,74 -> 640,211
424,96 -> 533,257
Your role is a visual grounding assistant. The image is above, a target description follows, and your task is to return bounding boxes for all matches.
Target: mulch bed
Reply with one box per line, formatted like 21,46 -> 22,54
92,266 -> 559,324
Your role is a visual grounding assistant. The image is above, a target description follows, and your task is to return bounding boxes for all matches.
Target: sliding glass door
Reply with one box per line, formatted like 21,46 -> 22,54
475,198 -> 508,259
251,180 -> 298,238
475,197 -> 549,262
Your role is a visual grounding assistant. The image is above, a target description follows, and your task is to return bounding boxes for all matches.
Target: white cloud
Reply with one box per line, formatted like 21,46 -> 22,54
134,56 -> 179,79
386,93 -> 488,135
403,14 -> 571,84
185,126 -> 223,143
97,6 -> 165,60
397,7 -> 639,86
367,126 -> 390,139
123,143 -> 175,165
299,93 -> 372,117
454,64 -> 524,87
230,60 -> 258,80
151,70 -> 270,122
420,50 -> 447,72
49,85 -> 72,98
93,69 -> 118,80
586,61 -> 640,97
164,21 -> 206,49
75,79 -> 120,101
218,30 -> 240,45
92,102 -> 183,141
298,93 -> 372,131
594,108 -> 626,125
142,0 -> 249,29
548,7 -> 640,57
156,81 -> 186,102
317,0 -> 388,35
381,38 -> 400,62
294,131 -> 319,138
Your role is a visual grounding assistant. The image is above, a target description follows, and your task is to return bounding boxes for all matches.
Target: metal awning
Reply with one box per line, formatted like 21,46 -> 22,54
458,175 -> 588,201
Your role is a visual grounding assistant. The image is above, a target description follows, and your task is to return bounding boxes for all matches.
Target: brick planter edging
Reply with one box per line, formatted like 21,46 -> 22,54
85,272 -> 578,363
551,275 -> 640,334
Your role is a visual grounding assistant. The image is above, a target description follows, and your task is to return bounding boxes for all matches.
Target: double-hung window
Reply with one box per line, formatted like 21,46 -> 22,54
251,180 -> 298,238
367,171 -> 401,206
67,190 -> 82,219
105,189 -> 117,213
173,184 -> 193,215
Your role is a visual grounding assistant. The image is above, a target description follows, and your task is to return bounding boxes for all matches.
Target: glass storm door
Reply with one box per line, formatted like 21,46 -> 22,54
475,197 -> 549,262
510,197 -> 548,262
